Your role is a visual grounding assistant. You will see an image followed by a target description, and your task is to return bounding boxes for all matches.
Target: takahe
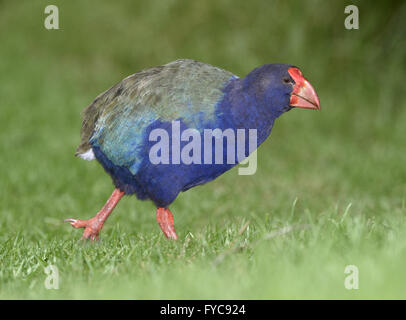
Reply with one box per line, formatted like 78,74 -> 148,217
65,59 -> 320,240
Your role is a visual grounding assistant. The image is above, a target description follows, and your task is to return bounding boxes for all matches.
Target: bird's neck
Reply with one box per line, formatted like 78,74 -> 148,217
218,77 -> 280,146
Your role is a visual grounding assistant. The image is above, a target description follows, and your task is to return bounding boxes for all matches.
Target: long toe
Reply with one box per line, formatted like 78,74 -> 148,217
64,217 -> 101,241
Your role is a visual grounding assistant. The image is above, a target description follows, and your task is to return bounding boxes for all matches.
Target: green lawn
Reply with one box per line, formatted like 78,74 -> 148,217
1,0 -> 406,299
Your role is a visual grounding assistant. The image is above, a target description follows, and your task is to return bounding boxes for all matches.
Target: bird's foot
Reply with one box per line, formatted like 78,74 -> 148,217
65,188 -> 124,241
64,217 -> 103,241
156,208 -> 178,240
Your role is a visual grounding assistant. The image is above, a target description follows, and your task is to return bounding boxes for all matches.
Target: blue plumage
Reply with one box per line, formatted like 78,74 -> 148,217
69,59 -> 320,240
81,60 -> 297,207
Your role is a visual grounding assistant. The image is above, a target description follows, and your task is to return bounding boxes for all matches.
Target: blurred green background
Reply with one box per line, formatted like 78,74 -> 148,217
1,0 -> 406,299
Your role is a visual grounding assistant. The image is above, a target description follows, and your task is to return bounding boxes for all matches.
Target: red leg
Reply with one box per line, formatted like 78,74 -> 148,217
65,188 -> 124,240
156,208 -> 178,240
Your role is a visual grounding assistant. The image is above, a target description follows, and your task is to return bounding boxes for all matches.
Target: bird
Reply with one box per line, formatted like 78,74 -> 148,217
65,59 -> 320,240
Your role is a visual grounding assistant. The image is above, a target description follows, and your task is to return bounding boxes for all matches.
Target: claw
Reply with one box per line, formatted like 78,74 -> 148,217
64,218 -> 87,229
64,218 -> 76,225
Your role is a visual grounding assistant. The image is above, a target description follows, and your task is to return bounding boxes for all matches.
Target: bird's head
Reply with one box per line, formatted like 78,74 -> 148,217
242,63 -> 320,118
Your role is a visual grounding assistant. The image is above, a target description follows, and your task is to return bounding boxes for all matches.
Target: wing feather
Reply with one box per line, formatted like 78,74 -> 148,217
76,59 -> 236,173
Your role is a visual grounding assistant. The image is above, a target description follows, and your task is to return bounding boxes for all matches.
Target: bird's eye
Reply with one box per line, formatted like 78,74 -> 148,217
283,77 -> 291,84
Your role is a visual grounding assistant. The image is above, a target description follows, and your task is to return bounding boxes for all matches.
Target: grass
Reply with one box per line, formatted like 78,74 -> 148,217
1,0 -> 406,299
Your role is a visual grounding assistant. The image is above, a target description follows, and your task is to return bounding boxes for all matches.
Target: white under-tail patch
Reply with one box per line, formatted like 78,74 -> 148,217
78,149 -> 95,161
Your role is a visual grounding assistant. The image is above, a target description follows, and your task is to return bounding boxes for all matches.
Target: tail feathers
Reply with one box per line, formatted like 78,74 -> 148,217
76,148 -> 96,161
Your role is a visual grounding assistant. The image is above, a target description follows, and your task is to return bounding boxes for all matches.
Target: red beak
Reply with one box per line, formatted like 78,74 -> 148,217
288,67 -> 321,110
